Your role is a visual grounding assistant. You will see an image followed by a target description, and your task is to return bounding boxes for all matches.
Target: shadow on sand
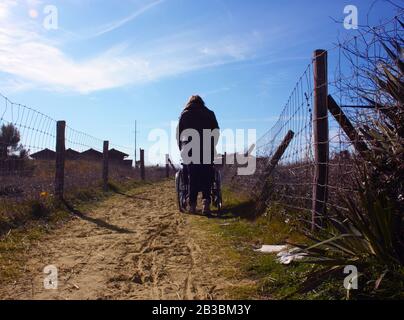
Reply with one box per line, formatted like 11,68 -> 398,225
62,200 -> 134,234
108,183 -> 152,202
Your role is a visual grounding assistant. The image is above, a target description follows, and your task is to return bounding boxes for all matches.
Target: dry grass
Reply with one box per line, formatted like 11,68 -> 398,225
0,159 -> 167,237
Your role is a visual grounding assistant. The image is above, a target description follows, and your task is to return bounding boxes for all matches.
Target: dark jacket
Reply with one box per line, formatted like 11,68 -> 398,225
177,101 -> 219,164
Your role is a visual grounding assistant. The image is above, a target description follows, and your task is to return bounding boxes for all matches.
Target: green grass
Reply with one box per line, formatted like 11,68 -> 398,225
191,187 -> 346,300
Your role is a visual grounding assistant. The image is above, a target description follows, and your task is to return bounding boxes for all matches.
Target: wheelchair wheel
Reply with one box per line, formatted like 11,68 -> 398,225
215,192 -> 223,213
212,169 -> 223,214
175,170 -> 188,213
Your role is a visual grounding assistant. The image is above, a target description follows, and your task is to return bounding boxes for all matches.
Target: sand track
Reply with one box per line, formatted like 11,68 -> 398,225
0,180 -> 232,300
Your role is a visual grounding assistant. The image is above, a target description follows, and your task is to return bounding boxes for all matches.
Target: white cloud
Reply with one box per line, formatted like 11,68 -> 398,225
0,1 -> 258,94
0,0 -> 16,19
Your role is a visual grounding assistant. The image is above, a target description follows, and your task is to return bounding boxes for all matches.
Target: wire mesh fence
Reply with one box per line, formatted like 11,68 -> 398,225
224,13 -> 403,226
221,58 -> 318,222
0,93 -> 57,200
252,62 -> 315,217
0,93 -> 167,205
64,126 -> 106,193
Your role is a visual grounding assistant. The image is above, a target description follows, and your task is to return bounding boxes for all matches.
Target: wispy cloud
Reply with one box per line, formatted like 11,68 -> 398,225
90,0 -> 165,38
0,1 -> 263,94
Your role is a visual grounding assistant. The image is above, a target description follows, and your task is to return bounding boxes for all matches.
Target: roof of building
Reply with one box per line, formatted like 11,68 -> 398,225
30,148 -> 56,157
81,148 -> 103,155
108,148 -> 129,157
66,148 -> 80,155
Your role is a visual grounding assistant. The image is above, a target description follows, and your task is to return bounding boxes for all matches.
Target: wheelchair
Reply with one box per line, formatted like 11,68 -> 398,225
175,164 -> 223,214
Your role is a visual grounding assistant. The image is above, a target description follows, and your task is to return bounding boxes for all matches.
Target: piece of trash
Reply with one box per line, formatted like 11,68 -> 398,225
276,248 -> 307,265
254,245 -> 289,253
72,283 -> 80,290
254,245 -> 307,264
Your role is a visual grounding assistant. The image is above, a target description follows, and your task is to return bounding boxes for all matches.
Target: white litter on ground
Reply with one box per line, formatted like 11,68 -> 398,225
254,245 -> 289,253
276,248 -> 307,265
254,245 -> 307,265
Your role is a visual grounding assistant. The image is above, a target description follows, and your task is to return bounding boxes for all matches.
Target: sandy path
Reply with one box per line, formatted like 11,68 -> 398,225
0,180 -> 232,300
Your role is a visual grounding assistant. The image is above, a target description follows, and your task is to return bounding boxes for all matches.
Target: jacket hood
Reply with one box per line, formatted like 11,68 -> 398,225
183,95 -> 206,113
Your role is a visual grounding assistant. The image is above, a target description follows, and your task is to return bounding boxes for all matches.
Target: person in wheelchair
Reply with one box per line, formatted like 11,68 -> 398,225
176,95 -> 220,215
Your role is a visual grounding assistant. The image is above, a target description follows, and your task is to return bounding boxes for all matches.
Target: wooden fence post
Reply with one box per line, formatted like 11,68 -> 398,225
312,49 -> 329,231
103,141 -> 109,191
264,131 -> 295,177
165,154 -> 170,178
55,120 -> 66,200
255,130 -> 295,213
140,149 -> 145,181
245,144 -> 256,157
167,158 -> 176,172
328,95 -> 369,158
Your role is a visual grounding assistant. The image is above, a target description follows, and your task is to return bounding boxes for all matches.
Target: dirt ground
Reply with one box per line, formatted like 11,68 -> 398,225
0,180 -> 240,300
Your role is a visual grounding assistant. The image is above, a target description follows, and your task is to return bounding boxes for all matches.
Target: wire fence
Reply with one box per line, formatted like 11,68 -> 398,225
0,94 -> 57,199
326,12 -> 403,215
0,93 -> 167,204
229,62 -> 316,218
225,13 -> 403,226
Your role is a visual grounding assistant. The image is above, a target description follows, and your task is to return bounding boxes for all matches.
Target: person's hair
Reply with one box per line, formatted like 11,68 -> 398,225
186,95 -> 205,108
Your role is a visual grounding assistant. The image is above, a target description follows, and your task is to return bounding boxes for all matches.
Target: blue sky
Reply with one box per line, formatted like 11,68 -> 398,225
0,0 -> 400,164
